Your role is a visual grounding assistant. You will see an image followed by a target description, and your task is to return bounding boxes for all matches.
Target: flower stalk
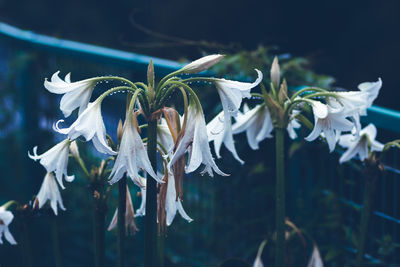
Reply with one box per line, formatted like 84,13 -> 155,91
355,156 -> 381,267
117,175 -> 127,267
275,127 -> 286,267
144,118 -> 159,267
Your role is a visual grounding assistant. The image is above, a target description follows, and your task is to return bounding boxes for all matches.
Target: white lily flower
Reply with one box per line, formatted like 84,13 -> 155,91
36,172 -> 66,215
135,187 -> 146,217
307,245 -> 324,267
0,206 -> 17,245
44,71 -> 98,117
207,110 -> 244,164
181,54 -> 224,74
107,185 -> 138,235
169,100 -> 228,177
165,170 -> 193,226
54,98 -> 116,155
134,172 -> 192,226
28,139 -> 74,189
214,69 -> 263,117
305,101 -> 354,152
157,118 -> 175,155
287,110 -> 301,140
232,104 -> 274,150
358,78 -> 382,109
339,124 -> 384,163
108,113 -> 159,186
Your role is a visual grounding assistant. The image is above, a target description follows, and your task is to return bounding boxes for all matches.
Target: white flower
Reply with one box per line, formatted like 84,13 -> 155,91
181,54 -> 224,74
207,110 -> 244,164
54,98 -> 116,155
328,91 -> 369,115
358,78 -> 382,109
157,118 -> 176,155
36,172 -> 66,215
108,113 -> 159,186
232,104 -> 274,150
169,101 -> 228,177
165,170 -> 193,226
214,69 -> 263,117
339,123 -> 384,163
287,110 -> 301,140
107,185 -> 138,235
28,139 -> 74,189
0,206 -> 17,245
135,186 -> 146,217
44,71 -> 98,117
307,245 -> 324,267
305,101 -> 354,152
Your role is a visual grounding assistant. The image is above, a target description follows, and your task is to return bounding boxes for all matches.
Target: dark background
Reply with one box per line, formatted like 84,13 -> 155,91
0,0 -> 398,109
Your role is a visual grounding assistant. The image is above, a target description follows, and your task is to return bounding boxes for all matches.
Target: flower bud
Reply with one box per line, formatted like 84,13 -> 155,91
181,54 -> 224,74
270,56 -> 280,90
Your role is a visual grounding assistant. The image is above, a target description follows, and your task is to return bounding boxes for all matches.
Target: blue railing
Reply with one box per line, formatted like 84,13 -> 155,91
1,21 -> 399,265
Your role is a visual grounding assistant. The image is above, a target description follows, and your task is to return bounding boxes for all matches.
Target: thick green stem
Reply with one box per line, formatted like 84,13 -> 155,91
51,215 -> 63,267
144,119 -> 159,267
355,169 -> 377,267
118,175 -> 127,267
93,193 -> 106,267
275,128 -> 286,267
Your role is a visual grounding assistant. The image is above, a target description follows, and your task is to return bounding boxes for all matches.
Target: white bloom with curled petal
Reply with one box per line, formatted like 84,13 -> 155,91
305,101 -> 354,152
339,123 -> 384,163
207,110 -> 244,164
0,206 -> 17,245
54,98 -> 116,155
165,170 -> 193,225
108,114 -> 159,186
28,139 -> 74,189
214,69 -> 263,117
181,54 -> 224,74
358,78 -> 382,110
287,110 -> 301,140
232,104 -> 274,150
36,172 -> 66,216
169,100 -> 228,177
44,71 -> 98,117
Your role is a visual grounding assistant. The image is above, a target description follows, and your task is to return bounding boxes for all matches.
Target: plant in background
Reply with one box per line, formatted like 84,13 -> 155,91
22,54 -> 262,267
210,55 -> 381,266
338,123 -> 400,267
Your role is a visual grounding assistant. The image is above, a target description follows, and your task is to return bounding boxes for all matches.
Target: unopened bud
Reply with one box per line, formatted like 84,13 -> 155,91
181,54 -> 224,74
270,56 -> 280,90
117,119 -> 124,142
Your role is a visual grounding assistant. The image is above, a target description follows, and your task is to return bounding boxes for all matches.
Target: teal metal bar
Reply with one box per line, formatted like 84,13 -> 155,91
362,105 -> 400,133
0,22 -> 183,75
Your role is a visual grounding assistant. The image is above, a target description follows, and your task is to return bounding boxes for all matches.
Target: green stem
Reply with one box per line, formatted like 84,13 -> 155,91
118,175 -> 127,267
93,188 -> 106,267
275,128 -> 286,267
144,119 -> 159,267
290,87 -> 328,101
355,168 -> 377,267
51,215 -> 63,267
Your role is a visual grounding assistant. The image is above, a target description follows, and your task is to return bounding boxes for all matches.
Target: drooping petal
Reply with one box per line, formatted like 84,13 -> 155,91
36,172 -> 66,215
215,69 -> 263,117
0,207 -> 16,245
109,113 -> 159,185
28,139 -> 73,189
358,78 -> 382,107
44,71 -> 97,117
307,245 -> 324,267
